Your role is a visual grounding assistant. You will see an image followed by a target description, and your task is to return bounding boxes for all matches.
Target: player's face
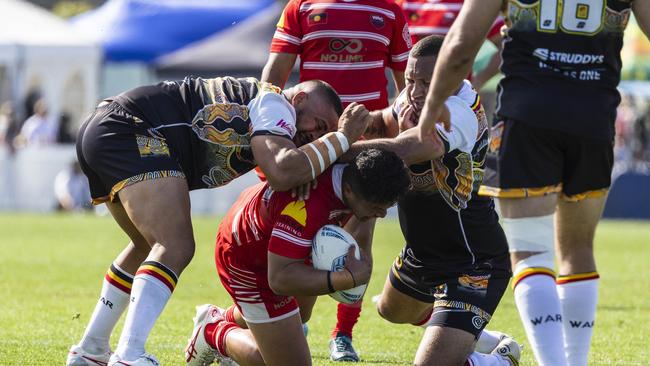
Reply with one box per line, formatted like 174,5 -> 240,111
293,92 -> 339,147
344,186 -> 392,221
404,55 -> 435,118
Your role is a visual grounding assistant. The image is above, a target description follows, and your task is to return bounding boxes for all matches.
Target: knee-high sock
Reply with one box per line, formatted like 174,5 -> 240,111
466,352 -> 511,366
557,273 -> 599,366
513,269 -> 567,366
115,261 -> 178,361
80,263 -> 133,354
331,301 -> 362,339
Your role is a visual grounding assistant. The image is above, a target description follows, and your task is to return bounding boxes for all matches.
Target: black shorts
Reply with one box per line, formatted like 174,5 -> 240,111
389,247 -> 510,337
76,102 -> 186,204
480,118 -> 613,201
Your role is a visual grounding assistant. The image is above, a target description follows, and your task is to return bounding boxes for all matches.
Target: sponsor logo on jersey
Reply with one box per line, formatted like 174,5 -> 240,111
433,283 -> 448,299
308,12 -> 327,25
533,48 -> 604,64
281,201 -> 307,226
402,23 -> 412,49
275,119 -> 296,136
136,135 -> 170,158
370,15 -> 385,29
321,39 -> 365,62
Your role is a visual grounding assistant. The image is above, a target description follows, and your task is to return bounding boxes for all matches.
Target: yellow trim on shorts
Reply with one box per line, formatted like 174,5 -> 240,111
478,184 -> 562,198
561,188 -> 609,202
92,170 -> 186,205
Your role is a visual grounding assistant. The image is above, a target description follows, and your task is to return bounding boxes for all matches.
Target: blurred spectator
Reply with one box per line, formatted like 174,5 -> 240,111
14,98 -> 59,147
54,161 -> 92,211
0,101 -> 21,154
56,112 -> 76,144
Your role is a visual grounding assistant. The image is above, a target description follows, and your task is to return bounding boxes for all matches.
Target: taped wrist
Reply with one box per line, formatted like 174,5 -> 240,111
299,131 -> 349,180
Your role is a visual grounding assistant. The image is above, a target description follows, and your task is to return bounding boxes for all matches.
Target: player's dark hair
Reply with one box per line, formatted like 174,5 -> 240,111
305,79 -> 343,117
411,35 -> 445,58
343,149 -> 410,205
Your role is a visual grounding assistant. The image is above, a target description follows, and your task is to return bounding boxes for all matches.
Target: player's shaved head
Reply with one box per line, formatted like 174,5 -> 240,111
297,80 -> 343,117
410,35 -> 445,59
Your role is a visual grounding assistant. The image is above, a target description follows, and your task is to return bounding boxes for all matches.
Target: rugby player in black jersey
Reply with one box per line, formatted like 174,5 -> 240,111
347,35 -> 520,366
418,1 -> 650,365
67,77 -> 372,366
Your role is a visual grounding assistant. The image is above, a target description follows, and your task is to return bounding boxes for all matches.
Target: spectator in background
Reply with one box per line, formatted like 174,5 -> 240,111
261,1 -> 413,361
0,101 -> 20,155
395,0 -> 504,90
15,98 -> 59,147
56,112 -> 76,144
54,161 -> 92,212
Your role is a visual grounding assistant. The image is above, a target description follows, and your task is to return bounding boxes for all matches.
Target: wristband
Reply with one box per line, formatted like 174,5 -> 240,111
327,271 -> 335,293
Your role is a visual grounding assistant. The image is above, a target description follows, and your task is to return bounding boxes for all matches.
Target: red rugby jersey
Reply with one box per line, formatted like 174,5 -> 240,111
270,0 -> 412,110
217,166 -> 351,267
395,0 -> 504,44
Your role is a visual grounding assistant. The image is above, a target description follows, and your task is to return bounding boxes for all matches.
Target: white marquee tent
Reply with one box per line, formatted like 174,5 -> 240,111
0,0 -> 101,123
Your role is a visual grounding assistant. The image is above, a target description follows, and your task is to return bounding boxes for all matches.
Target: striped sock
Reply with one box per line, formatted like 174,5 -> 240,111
80,263 -> 133,354
224,305 -> 237,324
513,267 -> 567,366
557,272 -> 599,366
115,261 -> 178,361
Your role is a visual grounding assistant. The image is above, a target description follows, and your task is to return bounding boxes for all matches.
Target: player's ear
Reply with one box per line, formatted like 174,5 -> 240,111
291,91 -> 308,107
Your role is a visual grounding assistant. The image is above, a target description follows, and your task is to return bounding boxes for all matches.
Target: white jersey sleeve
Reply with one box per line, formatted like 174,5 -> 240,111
435,96 -> 478,154
248,92 -> 297,139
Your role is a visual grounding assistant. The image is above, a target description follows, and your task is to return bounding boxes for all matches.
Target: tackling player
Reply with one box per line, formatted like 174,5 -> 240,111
184,149 -> 411,366
67,77 -> 370,366
347,35 -> 520,366
417,1 -> 650,365
261,0 -> 413,360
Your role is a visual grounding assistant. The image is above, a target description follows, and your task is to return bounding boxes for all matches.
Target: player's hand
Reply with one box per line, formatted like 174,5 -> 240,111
338,102 -> 371,143
343,246 -> 372,287
398,104 -> 418,133
291,179 -> 317,201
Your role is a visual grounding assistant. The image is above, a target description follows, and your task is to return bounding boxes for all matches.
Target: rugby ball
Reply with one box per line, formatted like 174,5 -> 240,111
312,225 -> 368,304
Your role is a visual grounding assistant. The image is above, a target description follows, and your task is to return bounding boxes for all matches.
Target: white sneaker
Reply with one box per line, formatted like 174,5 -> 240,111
67,344 -> 111,366
491,337 -> 522,366
185,304 -> 238,366
108,353 -> 160,366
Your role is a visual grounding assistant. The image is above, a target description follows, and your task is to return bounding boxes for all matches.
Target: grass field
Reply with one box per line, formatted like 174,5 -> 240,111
0,213 -> 648,365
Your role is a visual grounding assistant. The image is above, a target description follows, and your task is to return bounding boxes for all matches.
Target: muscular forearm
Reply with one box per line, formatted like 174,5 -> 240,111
269,262 -> 355,296
264,147 -> 315,191
342,127 -> 444,165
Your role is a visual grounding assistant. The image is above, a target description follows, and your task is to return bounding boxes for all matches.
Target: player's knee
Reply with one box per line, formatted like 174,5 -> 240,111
299,307 -> 313,323
503,214 -> 555,272
376,299 -> 409,323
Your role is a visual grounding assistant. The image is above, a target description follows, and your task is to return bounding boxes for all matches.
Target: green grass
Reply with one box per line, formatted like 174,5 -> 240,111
0,214 -> 648,365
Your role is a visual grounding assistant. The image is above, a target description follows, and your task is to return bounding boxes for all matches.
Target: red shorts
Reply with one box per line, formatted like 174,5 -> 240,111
215,231 -> 300,324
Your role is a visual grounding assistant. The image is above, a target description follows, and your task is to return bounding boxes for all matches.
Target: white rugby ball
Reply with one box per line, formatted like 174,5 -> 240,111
312,225 -> 368,304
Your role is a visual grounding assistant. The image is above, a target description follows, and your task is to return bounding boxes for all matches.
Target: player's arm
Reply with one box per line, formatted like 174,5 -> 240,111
344,217 -> 376,267
418,0 -> 503,136
391,70 -> 406,93
633,0 -> 650,38
252,102 -> 370,191
261,52 -> 298,88
363,108 -> 399,139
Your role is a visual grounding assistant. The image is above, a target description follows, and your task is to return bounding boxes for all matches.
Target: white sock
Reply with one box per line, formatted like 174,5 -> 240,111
466,352 -> 511,366
80,263 -> 133,354
557,273 -> 599,366
475,329 -> 503,353
115,261 -> 178,361
513,272 -> 567,366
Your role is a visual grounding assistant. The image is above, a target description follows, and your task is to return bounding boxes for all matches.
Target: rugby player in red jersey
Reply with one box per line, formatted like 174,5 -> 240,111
261,1 -> 413,359
184,149 -> 411,366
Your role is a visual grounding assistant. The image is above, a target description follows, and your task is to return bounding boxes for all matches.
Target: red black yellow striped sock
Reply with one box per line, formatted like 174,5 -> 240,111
105,263 -> 134,294
135,260 -> 178,293
556,271 -> 599,285
512,267 -> 556,289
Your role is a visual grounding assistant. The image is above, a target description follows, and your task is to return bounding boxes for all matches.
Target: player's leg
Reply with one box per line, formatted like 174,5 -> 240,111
246,313 -> 311,366
488,119 -> 567,366
112,176 -> 195,362
553,136 -> 612,366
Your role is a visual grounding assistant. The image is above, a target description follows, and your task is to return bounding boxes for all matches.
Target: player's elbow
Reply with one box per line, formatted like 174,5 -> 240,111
268,272 -> 292,296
